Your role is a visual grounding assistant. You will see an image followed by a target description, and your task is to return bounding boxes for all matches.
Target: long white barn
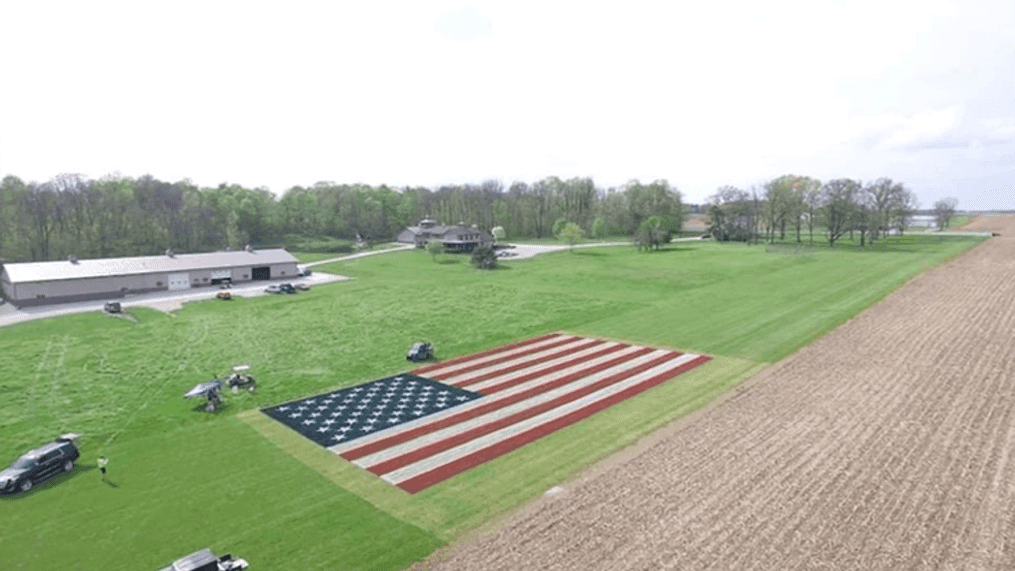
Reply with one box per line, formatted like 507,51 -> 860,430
1,249 -> 299,307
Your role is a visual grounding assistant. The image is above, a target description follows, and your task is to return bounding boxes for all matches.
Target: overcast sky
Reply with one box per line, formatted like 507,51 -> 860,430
2,1 -> 1013,209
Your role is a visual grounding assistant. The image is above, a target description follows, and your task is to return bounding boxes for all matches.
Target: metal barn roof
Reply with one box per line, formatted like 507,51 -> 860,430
3,249 -> 297,283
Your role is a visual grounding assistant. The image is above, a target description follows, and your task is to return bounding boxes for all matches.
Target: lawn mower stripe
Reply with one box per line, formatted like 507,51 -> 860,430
360,352 -> 695,474
384,355 -> 713,491
445,341 -> 624,388
332,345 -> 654,458
426,336 -> 591,380
409,333 -> 562,375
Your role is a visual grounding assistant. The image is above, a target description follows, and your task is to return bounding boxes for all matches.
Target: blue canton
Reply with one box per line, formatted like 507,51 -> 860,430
261,374 -> 484,447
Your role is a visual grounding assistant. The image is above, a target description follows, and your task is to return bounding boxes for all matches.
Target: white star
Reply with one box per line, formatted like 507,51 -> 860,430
310,412 -> 320,418
324,419 -> 335,425
339,426 -> 350,432
457,396 -> 469,401
332,434 -> 345,441
278,406 -> 289,411
289,413 -> 301,418
388,417 -> 400,423
436,402 -> 446,408
413,410 -> 425,416
303,420 -> 314,425
318,427 -> 329,433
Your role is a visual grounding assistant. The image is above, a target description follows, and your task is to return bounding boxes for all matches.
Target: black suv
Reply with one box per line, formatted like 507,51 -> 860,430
0,434 -> 81,494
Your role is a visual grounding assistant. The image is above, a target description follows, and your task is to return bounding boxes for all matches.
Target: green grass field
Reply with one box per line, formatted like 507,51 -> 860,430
0,233 -> 985,570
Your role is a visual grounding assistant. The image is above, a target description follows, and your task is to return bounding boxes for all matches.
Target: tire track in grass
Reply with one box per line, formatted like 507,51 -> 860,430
102,316 -> 211,448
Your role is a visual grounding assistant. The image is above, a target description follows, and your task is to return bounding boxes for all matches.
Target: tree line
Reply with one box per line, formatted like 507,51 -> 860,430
0,173 -> 683,262
706,175 -> 960,247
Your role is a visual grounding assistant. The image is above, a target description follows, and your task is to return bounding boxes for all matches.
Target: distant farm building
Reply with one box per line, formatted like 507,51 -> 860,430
397,219 -> 493,251
0,248 -> 298,307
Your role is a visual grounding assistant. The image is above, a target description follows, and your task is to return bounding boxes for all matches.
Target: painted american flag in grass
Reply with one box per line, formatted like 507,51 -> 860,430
265,333 -> 711,493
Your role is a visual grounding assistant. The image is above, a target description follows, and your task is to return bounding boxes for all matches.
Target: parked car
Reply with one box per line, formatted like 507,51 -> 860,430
0,434 -> 81,494
294,283 -> 311,291
216,291 -> 232,300
156,548 -> 248,571
104,301 -> 122,313
264,283 -> 296,294
297,266 -> 312,277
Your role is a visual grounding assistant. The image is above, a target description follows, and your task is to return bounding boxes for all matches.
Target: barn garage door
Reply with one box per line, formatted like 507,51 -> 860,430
168,273 -> 190,290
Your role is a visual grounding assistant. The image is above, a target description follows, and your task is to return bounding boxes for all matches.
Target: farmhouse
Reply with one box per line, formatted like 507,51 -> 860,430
397,219 -> 494,251
0,248 -> 299,307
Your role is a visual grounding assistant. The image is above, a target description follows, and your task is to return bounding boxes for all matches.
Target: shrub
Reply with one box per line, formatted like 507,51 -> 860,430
471,244 -> 498,270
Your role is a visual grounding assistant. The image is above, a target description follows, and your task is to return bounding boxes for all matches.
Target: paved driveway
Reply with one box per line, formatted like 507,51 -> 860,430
0,272 -> 348,328
499,237 -> 704,260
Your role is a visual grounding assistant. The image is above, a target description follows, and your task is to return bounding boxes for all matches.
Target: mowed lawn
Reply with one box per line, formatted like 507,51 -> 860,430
0,233 -> 984,570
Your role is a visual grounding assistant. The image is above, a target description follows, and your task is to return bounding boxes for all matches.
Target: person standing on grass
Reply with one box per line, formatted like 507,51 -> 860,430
98,456 -> 108,480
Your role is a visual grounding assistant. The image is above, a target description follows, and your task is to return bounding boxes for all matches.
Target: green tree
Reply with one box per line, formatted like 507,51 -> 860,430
425,239 -> 444,262
491,226 -> 506,243
933,197 -> 959,231
551,217 -> 568,238
591,217 -> 605,239
634,216 -> 669,251
560,222 -> 584,250
470,244 -> 498,269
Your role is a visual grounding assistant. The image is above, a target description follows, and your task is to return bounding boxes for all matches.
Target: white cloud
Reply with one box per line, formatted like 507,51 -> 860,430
873,107 -> 964,151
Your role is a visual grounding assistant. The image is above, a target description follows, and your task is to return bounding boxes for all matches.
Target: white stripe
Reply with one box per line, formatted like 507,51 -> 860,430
355,349 -> 678,469
418,335 -> 580,378
327,345 -> 650,455
444,341 -> 623,387
465,343 -> 641,393
382,354 -> 700,484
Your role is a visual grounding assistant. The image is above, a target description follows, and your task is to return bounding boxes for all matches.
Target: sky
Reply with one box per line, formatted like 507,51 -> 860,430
1,0 -> 1013,210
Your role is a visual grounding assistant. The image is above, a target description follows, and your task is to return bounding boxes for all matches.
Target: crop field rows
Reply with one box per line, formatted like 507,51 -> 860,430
413,218 -> 1015,570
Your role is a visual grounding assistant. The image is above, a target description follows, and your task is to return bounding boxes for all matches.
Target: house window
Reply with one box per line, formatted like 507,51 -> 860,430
156,281 -> 163,287
242,274 -> 249,279
202,277 -> 209,282
37,294 -> 46,299
280,271 -> 286,275
121,287 -> 128,292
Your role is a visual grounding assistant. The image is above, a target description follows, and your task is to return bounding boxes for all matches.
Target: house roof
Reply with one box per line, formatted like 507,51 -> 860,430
2,249 -> 298,284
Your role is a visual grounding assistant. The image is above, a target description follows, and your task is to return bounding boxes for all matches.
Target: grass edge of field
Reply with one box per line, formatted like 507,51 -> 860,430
238,352 -> 763,541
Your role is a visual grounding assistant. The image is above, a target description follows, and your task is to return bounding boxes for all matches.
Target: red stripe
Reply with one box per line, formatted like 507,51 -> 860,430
429,337 -> 595,381
452,339 -> 609,387
396,354 -> 713,493
366,352 -> 684,475
479,345 -> 641,394
409,333 -> 561,375
340,346 -> 657,461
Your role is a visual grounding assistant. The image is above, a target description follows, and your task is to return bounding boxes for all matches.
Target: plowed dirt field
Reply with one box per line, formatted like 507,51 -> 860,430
414,218 -> 1015,570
